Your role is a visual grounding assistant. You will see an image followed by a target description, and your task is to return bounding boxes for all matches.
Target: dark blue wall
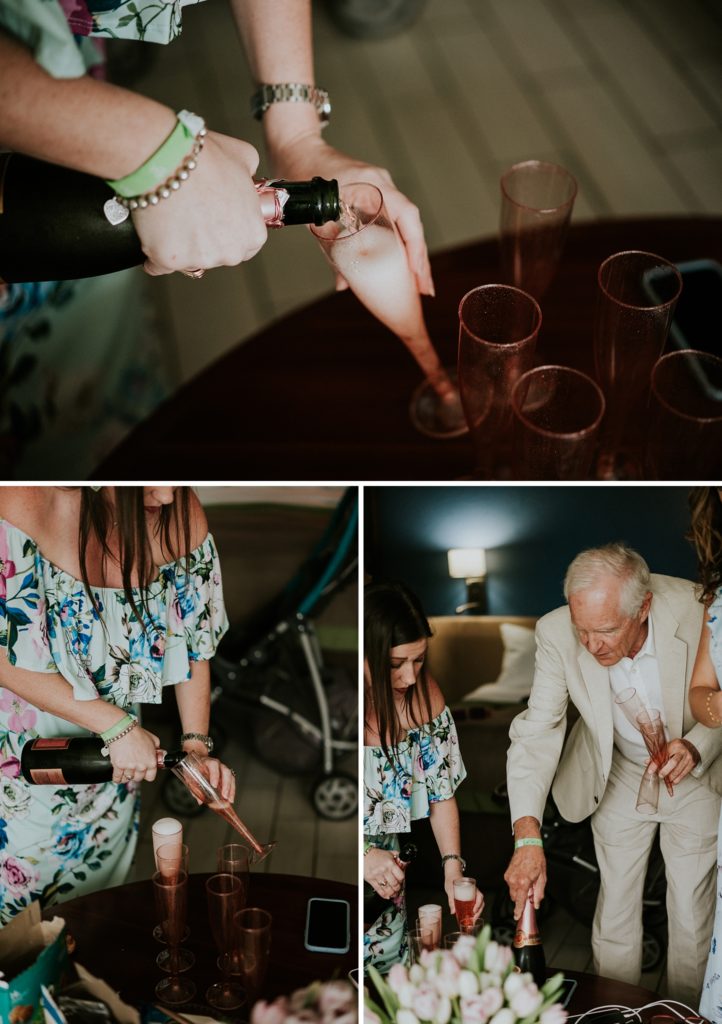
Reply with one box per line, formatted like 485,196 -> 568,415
365,486 -> 697,616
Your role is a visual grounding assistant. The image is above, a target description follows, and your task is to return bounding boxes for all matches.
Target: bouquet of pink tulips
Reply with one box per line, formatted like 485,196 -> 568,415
365,926 -> 567,1024
251,980 -> 357,1024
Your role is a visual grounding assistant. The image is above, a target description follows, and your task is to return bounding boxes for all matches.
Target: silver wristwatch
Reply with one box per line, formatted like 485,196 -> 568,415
181,731 -> 214,754
250,83 -> 331,126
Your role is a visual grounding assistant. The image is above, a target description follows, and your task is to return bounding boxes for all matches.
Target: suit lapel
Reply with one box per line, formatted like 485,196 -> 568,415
577,648 -> 614,763
650,596 -> 687,739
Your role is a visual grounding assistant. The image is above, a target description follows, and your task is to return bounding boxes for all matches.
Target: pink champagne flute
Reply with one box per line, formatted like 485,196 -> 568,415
646,350 -> 722,479
499,160 -> 577,299
636,709 -> 673,797
155,844 -> 194,967
235,906 -> 272,1002
217,843 -> 250,975
452,876 -> 478,934
593,250 -> 682,479
417,903 -> 442,949
458,283 -> 542,478
510,364 -> 605,479
171,752 -> 276,862
311,181 -> 467,440
206,873 -> 246,1012
152,820 -> 189,943
152,869 -> 196,1005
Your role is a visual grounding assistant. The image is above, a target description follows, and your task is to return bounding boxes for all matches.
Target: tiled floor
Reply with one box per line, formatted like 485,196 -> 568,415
121,0 -> 722,388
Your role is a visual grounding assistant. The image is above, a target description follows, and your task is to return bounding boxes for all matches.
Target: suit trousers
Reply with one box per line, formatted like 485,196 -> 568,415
591,749 -> 719,1004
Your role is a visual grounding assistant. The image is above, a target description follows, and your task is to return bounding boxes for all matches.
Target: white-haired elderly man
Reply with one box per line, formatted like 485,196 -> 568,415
505,543 -> 722,1003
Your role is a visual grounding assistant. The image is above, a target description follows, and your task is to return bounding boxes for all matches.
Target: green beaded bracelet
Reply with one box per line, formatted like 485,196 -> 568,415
514,837 -> 544,849
100,713 -> 136,744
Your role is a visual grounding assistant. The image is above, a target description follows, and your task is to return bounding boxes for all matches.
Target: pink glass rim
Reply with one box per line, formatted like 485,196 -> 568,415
651,350 -> 722,423
235,906 -> 271,930
500,160 -> 577,213
597,250 -> 682,310
309,181 -> 384,241
458,284 -> 542,348
153,868 -> 188,888
206,872 -> 243,896
511,364 -> 605,439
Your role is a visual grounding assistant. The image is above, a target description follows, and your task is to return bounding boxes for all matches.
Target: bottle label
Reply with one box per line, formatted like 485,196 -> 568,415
29,768 -> 66,785
32,738 -> 72,750
514,928 -> 542,947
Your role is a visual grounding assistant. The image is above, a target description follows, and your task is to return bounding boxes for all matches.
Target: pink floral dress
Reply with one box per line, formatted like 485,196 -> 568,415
0,518 -> 228,923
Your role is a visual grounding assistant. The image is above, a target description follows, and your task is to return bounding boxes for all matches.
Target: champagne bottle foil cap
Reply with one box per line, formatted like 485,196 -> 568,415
255,179 -> 289,227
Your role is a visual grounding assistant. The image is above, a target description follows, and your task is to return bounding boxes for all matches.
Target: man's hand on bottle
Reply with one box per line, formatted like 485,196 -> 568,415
504,818 -> 547,920
364,848 -> 405,898
135,132 -> 268,277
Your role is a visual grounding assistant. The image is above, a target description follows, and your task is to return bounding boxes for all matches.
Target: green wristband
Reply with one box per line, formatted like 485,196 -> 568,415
514,837 -> 543,850
100,713 -> 136,743
106,110 -> 203,198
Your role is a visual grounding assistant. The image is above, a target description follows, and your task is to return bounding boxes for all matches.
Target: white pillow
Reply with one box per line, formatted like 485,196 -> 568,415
462,623 -> 536,704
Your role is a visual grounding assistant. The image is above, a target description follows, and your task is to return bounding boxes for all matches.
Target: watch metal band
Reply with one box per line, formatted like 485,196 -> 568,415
250,83 -> 331,126
181,731 -> 214,753
441,853 -> 466,872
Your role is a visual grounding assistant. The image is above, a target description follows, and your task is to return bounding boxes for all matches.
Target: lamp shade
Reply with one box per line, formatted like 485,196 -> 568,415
447,548 -> 486,579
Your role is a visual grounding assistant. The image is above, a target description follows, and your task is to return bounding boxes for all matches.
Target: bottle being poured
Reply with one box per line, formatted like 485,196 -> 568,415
171,752 -> 276,863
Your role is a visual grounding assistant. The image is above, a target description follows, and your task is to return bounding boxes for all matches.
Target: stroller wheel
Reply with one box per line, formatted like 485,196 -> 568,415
161,773 -> 205,818
311,772 -> 358,821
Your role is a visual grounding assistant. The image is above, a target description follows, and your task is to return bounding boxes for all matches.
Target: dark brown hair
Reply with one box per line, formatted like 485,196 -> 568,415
79,487 -> 192,625
687,487 -> 722,603
364,579 -> 433,767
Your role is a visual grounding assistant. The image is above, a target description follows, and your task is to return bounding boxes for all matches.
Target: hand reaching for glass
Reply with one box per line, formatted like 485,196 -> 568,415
312,182 -> 466,439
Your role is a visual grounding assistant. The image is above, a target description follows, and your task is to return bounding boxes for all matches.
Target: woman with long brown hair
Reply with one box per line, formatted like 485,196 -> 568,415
0,486 -> 231,923
688,486 -> 722,1020
363,579 -> 482,972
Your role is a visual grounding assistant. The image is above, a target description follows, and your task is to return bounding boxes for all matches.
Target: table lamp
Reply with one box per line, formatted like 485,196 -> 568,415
448,548 -> 487,614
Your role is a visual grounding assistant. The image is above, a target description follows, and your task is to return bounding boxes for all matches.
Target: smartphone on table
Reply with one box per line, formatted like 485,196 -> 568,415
304,896 -> 351,954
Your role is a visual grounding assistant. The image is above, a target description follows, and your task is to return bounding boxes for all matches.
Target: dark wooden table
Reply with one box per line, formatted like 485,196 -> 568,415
96,216 -> 722,481
45,872 -> 357,1014
564,968 -> 659,1013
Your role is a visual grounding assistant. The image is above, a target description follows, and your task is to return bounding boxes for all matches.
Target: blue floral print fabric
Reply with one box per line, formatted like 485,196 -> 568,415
0,518 -> 228,923
363,707 -> 466,973
700,588 -> 722,1021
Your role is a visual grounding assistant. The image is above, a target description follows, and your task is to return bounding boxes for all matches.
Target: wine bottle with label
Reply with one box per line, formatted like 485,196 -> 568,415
363,841 -> 417,928
0,153 -> 340,283
513,890 -> 546,986
20,736 -> 185,785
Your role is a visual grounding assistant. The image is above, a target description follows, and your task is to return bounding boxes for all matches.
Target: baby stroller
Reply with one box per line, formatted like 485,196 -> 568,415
162,488 -> 358,821
491,787 -> 667,973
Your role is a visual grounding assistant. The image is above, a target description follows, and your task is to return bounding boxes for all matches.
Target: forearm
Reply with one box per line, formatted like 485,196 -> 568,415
229,0 -> 322,155
513,815 -> 542,839
0,652 -> 128,734
429,796 -> 462,859
173,660 -> 212,750
0,30 -> 175,178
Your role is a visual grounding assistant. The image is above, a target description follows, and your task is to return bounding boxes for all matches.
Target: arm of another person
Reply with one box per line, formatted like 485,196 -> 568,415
229,0 -> 434,295
424,677 -> 484,920
653,609 -> 722,786
0,29 -> 267,274
0,654 -> 161,782
504,618 -> 570,918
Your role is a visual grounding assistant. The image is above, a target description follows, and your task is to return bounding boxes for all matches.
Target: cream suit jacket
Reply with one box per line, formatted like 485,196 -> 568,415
507,574 -> 722,825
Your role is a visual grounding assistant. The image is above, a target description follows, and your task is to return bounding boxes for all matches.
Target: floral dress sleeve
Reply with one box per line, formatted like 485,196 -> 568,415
707,589 -> 722,683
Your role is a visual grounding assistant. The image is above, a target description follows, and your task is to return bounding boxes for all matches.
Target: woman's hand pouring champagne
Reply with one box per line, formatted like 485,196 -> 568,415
364,847 -> 406,899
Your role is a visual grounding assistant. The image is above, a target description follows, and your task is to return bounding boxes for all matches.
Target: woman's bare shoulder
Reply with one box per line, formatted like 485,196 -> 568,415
426,675 -> 447,717
188,489 -> 209,550
0,486 -> 60,537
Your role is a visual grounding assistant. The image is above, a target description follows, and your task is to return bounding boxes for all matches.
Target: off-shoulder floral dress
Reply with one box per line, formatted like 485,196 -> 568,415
363,707 -> 466,973
701,590 -> 722,1021
0,517 -> 228,924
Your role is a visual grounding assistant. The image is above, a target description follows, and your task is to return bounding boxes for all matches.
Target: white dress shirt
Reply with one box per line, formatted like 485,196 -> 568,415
608,614 -> 668,765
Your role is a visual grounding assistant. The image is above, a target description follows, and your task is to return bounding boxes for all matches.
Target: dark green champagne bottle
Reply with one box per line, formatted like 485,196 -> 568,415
513,891 -> 546,985
0,153 -> 339,283
21,736 -> 185,785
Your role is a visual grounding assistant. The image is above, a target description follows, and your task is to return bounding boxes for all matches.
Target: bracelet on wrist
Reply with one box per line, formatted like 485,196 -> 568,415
706,690 -> 722,726
514,837 -> 543,850
441,853 -> 466,872
99,714 -> 137,755
364,843 -> 376,857
103,110 -> 207,224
